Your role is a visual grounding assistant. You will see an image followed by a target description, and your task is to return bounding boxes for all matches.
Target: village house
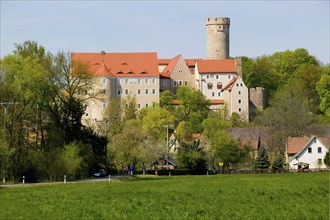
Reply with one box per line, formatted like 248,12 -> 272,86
286,136 -> 330,170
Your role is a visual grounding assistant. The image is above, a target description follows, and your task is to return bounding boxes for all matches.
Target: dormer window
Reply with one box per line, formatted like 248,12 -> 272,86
207,82 -> 213,89
217,82 -> 222,89
140,72 -> 147,74
117,72 -> 124,74
127,72 -> 134,74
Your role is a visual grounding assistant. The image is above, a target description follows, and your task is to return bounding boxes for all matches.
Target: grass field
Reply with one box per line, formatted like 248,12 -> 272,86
0,172 -> 329,219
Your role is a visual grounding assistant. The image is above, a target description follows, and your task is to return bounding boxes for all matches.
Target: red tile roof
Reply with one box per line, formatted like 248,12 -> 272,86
197,59 -> 236,73
162,55 -> 180,74
71,52 -> 159,77
287,137 -> 312,154
221,76 -> 238,92
210,99 -> 225,104
287,136 -> 330,154
185,59 -> 202,67
158,59 -> 172,65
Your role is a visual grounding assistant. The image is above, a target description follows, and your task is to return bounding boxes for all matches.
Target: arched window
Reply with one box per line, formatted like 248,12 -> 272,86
217,82 -> 222,89
207,82 -> 213,89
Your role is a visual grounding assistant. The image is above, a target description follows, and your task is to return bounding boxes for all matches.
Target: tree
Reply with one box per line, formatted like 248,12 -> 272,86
254,146 -> 270,169
316,65 -> 330,118
324,151 -> 330,168
211,130 -> 249,170
272,154 -> 285,171
256,85 -> 320,153
177,141 -> 207,174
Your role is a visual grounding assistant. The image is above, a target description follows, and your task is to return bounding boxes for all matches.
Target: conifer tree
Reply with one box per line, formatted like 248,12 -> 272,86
324,151 -> 330,168
272,154 -> 284,170
255,146 -> 270,169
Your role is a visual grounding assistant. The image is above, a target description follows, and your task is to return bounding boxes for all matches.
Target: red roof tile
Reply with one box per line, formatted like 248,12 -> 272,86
221,76 -> 238,91
287,136 -> 330,155
287,136 -> 314,154
163,55 -> 180,74
185,59 -> 202,67
72,52 -> 159,77
197,59 -> 236,73
210,99 -> 225,104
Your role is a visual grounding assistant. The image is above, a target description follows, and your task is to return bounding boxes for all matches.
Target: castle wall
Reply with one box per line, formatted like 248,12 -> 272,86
249,87 -> 266,111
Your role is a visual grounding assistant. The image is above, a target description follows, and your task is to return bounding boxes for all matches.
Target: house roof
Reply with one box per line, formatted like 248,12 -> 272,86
185,59 -> 202,67
210,99 -> 225,105
71,52 -> 159,77
286,136 -> 312,154
227,127 -> 265,150
287,136 -> 330,159
197,59 -> 236,73
162,55 -> 180,74
221,76 -> 238,92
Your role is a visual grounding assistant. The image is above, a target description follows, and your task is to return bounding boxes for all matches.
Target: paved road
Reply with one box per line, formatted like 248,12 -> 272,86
0,175 -> 129,188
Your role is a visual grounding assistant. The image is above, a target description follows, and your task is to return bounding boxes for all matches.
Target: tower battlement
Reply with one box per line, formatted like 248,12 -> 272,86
206,17 -> 230,26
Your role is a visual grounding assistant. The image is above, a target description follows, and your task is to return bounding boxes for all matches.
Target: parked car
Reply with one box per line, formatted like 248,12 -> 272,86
207,169 -> 217,175
93,169 -> 107,177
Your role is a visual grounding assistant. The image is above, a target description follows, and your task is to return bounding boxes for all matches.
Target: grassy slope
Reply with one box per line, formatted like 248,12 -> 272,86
0,173 -> 329,219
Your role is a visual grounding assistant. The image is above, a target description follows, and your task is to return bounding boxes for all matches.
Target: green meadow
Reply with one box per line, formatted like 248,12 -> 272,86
0,172 -> 329,219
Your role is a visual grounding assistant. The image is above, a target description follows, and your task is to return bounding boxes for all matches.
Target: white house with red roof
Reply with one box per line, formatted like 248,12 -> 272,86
286,136 -> 330,169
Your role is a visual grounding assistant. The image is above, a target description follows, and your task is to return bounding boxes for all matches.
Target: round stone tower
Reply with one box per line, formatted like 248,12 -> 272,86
206,17 -> 230,60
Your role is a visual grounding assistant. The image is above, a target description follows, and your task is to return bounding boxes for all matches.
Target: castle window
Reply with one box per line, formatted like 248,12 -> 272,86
145,79 -> 149,84
85,112 -> 89,116
125,89 -> 128,95
102,78 -> 106,85
145,89 -> 149,95
152,78 -> 156,84
217,82 -> 222,89
207,82 -> 213,89
207,75 -> 210,79
152,89 -> 156,95
228,75 -> 231,79
218,92 -> 221,97
238,108 -> 241,112
146,103 -> 149,107
240,83 -> 243,87
125,79 -> 129,84
318,147 -> 322,153
137,89 -> 141,95
216,75 -> 219,79
238,99 -> 241,104
103,103 -> 106,109
212,92 -> 215,97
179,80 -> 182,86
308,147 -> 312,153
174,81 -> 177,87
138,79 -> 141,84
117,89 -> 121,95
184,80 -> 188,86
138,104 -> 141,109
238,91 -> 241,95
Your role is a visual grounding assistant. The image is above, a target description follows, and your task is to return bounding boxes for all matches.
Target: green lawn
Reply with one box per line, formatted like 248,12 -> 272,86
0,172 -> 329,219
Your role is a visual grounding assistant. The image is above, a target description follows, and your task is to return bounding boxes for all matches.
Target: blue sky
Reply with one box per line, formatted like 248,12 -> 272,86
1,1 -> 329,64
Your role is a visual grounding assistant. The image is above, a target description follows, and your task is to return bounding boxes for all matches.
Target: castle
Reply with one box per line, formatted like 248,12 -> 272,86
72,17 -> 264,126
